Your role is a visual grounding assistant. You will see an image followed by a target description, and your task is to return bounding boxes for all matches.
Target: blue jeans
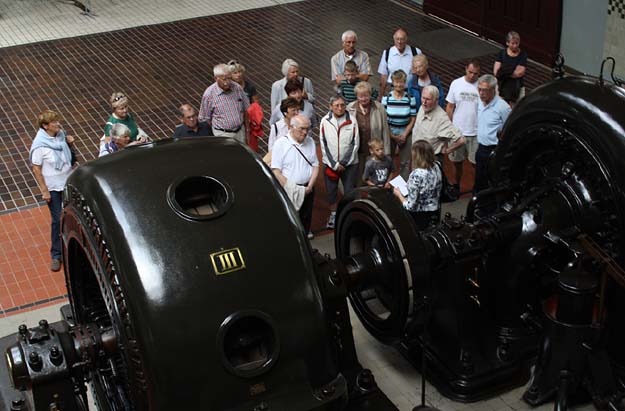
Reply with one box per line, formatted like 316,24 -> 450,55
47,190 -> 63,260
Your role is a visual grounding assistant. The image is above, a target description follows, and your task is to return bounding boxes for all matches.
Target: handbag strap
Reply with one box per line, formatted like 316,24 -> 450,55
292,144 -> 313,167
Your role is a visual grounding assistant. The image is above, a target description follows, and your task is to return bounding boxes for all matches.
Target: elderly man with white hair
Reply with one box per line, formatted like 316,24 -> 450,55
271,114 -> 319,239
198,63 -> 250,144
412,85 -> 465,162
475,74 -> 511,192
330,30 -> 371,85
270,58 -> 315,111
378,28 -> 421,98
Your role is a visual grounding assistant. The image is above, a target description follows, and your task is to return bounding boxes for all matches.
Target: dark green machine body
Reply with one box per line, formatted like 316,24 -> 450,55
335,76 -> 625,409
62,138 -> 342,410
1,136 -> 397,411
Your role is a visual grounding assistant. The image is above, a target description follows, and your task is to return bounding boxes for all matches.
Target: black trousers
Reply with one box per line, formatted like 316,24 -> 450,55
475,144 -> 497,193
298,187 -> 315,233
409,209 -> 441,231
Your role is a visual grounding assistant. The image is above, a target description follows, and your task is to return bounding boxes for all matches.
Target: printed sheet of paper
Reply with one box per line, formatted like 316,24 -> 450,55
390,175 -> 408,196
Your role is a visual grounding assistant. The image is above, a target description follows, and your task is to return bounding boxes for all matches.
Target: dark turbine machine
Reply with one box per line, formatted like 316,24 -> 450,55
335,75 -> 625,409
1,76 -> 625,410
0,138 -> 398,410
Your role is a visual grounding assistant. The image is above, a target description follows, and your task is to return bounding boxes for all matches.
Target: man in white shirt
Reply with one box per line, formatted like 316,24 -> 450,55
331,30 -> 371,85
377,28 -> 421,98
446,60 -> 481,190
271,115 -> 319,238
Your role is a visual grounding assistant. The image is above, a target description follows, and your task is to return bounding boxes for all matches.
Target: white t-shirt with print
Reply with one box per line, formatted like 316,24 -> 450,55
446,76 -> 479,136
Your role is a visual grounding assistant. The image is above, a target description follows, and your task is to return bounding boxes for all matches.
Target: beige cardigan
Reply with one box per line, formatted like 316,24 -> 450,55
347,99 -> 392,155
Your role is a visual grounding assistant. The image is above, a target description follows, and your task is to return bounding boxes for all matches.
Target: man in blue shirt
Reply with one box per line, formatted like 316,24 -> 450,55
172,104 -> 213,138
475,74 -> 511,193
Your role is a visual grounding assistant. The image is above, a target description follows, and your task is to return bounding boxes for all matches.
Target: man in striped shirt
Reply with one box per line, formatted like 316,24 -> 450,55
199,63 -> 250,144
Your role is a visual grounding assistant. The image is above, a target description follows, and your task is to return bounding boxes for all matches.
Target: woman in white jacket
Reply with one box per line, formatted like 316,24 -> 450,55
319,95 -> 360,229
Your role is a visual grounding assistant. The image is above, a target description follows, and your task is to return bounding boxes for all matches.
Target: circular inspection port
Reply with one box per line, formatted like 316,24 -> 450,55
217,311 -> 279,378
168,176 -> 233,220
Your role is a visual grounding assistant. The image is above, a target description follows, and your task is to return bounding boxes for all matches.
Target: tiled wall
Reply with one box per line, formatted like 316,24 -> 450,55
604,0 -> 625,79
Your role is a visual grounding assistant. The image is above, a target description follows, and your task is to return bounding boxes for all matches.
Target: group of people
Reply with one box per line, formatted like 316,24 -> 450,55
269,28 -> 522,233
28,92 -> 149,272
29,26 -> 526,271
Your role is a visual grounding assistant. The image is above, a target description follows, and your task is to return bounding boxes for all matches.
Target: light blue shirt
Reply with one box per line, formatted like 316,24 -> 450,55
477,95 -> 511,146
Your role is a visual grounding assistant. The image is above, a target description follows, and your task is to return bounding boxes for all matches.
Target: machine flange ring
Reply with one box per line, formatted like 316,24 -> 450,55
335,189 -> 432,344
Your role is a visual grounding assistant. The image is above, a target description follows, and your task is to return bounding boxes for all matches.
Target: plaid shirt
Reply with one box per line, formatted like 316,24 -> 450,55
198,81 -> 250,130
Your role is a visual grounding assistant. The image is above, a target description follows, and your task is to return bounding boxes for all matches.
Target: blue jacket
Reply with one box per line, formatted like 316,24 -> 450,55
408,70 -> 446,111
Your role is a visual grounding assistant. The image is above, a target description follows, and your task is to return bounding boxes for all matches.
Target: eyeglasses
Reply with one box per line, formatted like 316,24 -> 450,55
113,95 -> 126,102
478,87 -> 493,92
293,126 -> 310,132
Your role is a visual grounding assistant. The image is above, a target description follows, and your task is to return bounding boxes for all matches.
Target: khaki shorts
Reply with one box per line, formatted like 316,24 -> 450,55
449,135 -> 477,164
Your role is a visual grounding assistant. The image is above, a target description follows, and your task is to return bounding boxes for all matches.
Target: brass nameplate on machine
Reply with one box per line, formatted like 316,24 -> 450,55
210,248 -> 246,275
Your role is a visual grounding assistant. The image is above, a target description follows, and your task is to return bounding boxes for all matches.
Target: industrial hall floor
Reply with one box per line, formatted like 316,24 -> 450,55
0,0 -> 584,410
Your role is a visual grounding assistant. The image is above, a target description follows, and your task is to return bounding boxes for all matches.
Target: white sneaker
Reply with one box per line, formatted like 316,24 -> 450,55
307,231 -> 314,240
326,211 -> 336,229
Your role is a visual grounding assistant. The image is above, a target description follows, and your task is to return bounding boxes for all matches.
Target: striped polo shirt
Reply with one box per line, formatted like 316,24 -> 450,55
339,80 -> 378,104
382,92 -> 417,127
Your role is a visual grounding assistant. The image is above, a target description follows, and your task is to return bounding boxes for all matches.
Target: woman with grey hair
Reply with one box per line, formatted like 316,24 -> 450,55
270,58 -> 315,110
320,95 -> 359,229
99,123 -> 134,157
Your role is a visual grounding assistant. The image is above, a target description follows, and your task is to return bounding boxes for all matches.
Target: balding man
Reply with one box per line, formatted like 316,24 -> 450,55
331,30 -> 371,85
172,104 -> 213,138
378,28 -> 421,98
271,114 -> 319,239
413,85 -> 465,163
199,64 -> 250,144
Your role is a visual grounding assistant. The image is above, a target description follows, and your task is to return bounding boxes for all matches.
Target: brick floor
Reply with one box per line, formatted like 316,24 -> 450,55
0,206 -> 67,316
0,0 -> 553,313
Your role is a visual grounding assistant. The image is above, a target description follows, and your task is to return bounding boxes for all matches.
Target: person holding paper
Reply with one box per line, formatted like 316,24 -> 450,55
393,140 -> 442,229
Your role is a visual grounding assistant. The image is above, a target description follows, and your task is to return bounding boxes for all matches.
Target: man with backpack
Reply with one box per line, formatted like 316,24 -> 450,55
377,28 -> 422,98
